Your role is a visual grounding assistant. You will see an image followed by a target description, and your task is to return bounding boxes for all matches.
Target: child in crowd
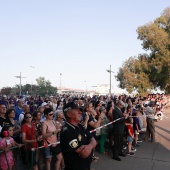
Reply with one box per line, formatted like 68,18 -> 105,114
126,118 -> 135,156
0,125 -> 21,170
133,111 -> 141,147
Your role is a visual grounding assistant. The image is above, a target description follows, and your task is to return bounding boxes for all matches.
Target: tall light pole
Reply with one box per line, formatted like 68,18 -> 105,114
60,73 -> 62,89
84,81 -> 87,95
106,65 -> 114,96
15,72 -> 26,96
30,66 -> 35,95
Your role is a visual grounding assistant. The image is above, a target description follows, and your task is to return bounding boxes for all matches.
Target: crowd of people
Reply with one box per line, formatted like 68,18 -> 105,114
0,93 -> 169,170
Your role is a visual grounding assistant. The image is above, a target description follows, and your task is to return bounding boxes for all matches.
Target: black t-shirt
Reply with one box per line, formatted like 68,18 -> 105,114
0,117 -> 10,128
60,122 -> 93,170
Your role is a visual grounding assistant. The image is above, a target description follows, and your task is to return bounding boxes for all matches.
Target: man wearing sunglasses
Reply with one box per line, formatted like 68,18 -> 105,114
60,102 -> 97,170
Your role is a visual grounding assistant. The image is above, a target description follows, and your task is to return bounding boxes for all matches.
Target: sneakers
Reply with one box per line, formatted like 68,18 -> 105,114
137,139 -> 143,143
127,152 -> 135,156
134,143 -> 140,147
92,156 -> 99,162
131,147 -> 136,152
123,146 -> 127,150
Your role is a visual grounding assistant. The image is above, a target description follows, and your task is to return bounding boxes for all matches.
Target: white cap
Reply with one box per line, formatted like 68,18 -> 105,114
3,95 -> 7,98
41,102 -> 48,107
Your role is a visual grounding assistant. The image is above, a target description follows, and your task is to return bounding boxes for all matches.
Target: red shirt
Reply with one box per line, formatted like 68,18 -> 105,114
21,123 -> 37,149
127,125 -> 134,137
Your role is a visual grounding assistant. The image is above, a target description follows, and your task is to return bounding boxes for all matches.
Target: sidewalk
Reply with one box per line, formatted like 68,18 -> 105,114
91,109 -> 170,170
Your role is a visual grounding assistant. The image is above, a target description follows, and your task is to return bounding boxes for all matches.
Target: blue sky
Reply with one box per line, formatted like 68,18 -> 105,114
0,0 -> 169,91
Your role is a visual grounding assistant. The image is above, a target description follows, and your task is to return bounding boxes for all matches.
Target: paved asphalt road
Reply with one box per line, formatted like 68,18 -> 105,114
91,108 -> 170,170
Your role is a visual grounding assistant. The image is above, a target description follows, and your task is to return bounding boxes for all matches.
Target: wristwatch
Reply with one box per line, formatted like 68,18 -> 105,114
52,132 -> 55,135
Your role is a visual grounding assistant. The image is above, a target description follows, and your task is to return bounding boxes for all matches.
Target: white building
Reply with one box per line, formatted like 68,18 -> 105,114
58,84 -> 127,96
57,87 -> 88,96
92,84 -> 127,96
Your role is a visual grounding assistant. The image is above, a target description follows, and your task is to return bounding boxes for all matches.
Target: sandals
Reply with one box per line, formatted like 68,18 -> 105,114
104,151 -> 108,154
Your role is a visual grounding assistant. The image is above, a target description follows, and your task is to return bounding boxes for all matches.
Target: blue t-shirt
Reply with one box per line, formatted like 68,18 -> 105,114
133,117 -> 141,131
14,106 -> 23,121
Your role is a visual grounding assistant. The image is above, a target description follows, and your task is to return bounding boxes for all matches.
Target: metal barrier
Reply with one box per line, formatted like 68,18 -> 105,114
0,144 -> 34,170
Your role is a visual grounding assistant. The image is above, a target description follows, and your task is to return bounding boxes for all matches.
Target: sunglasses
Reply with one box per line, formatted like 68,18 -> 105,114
48,113 -> 53,116
25,116 -> 32,119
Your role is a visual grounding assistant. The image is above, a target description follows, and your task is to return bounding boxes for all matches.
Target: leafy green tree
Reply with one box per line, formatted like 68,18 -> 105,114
35,77 -> 57,96
116,55 -> 153,96
22,84 -> 31,94
11,85 -> 20,95
137,7 -> 170,92
117,7 -> 170,94
1,87 -> 12,96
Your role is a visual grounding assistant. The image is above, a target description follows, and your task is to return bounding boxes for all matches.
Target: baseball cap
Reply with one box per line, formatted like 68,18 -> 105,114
41,102 -> 48,107
63,102 -> 80,113
3,95 -> 7,99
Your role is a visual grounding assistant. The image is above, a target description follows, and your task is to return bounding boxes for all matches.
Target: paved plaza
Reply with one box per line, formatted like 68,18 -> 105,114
91,108 -> 170,170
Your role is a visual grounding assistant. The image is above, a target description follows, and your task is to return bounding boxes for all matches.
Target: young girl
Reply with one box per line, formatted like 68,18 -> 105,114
0,125 -> 17,170
126,118 -> 135,156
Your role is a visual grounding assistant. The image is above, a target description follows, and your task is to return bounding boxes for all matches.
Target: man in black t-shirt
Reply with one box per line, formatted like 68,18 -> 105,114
0,104 -> 10,132
60,102 -> 96,170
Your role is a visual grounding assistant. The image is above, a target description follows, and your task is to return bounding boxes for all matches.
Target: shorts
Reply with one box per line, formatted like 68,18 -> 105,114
44,144 -> 61,158
127,136 -> 133,142
44,147 -> 52,158
50,144 -> 61,156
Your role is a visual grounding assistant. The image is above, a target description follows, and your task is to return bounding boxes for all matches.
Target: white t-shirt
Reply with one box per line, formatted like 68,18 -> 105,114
19,112 -> 25,125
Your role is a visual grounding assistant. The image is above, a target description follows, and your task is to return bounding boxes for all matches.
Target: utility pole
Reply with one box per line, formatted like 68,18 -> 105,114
106,65 -> 114,96
15,72 -> 26,96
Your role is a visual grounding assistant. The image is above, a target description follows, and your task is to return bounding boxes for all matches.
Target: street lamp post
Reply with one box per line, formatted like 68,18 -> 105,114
15,72 -> 26,96
106,65 -> 114,96
60,73 -> 62,90
30,66 -> 35,95
84,81 -> 87,95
